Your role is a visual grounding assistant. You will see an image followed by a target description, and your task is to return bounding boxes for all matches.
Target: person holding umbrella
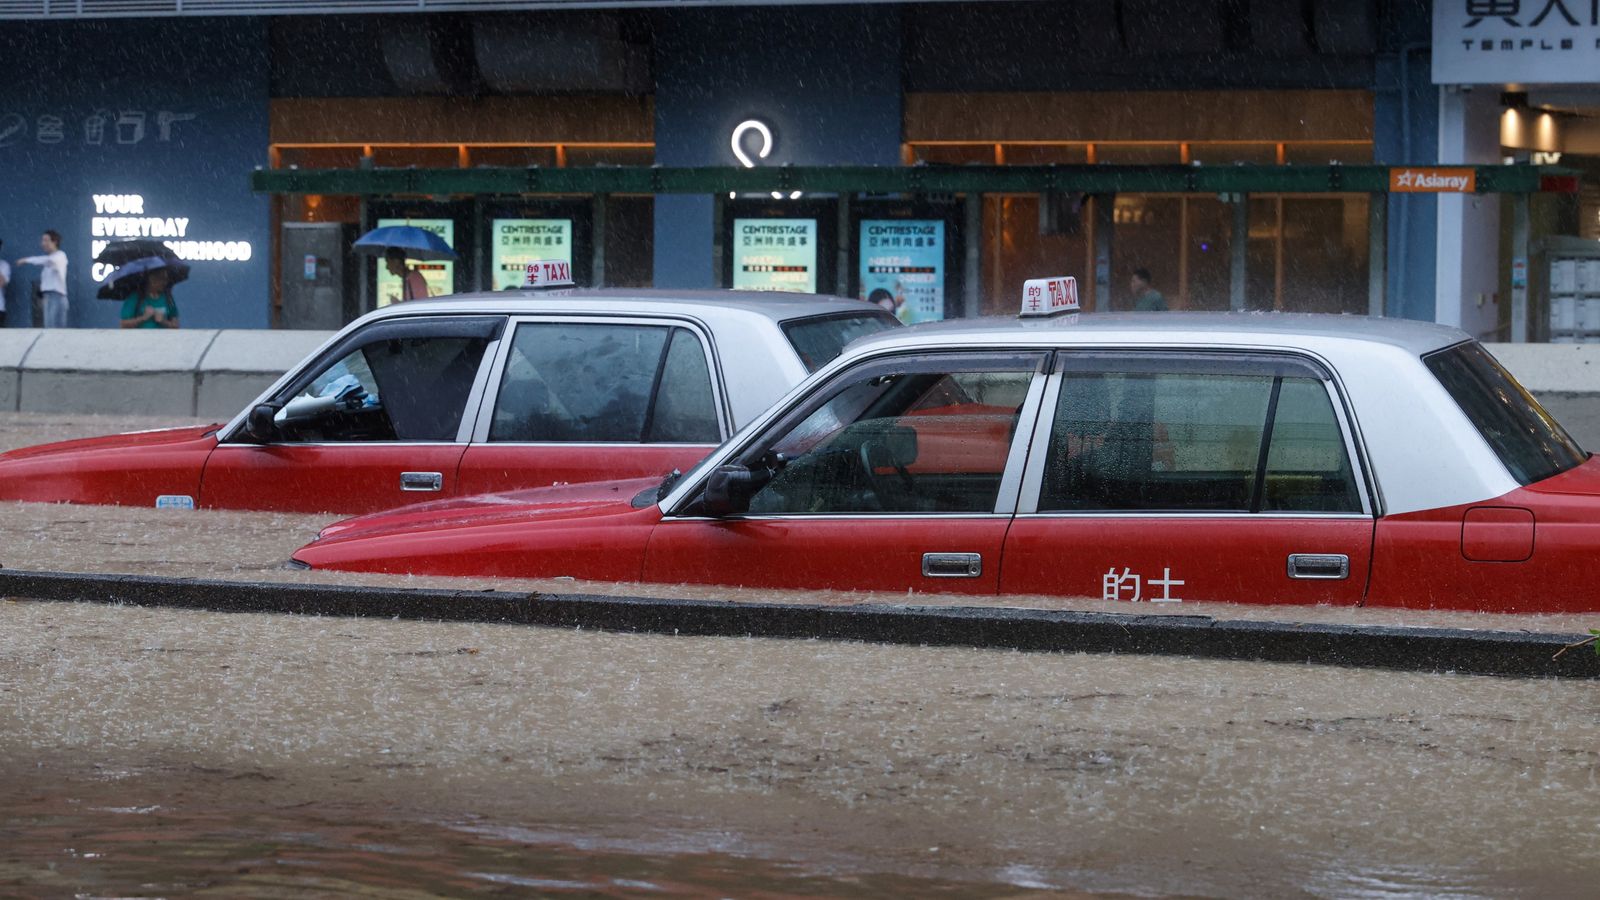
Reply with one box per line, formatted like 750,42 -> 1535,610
385,247 -> 431,302
119,265 -> 180,329
353,224 -> 458,305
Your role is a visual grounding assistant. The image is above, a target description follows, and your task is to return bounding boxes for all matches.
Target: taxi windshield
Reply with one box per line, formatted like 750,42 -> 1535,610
782,313 -> 900,373
1425,341 -> 1586,486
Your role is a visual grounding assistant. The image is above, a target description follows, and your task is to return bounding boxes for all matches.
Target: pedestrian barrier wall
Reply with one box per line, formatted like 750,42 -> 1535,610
0,329 -> 333,420
1,331 -> 1600,446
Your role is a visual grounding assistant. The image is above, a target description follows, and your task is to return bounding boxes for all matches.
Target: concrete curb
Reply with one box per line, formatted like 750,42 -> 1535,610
1,569 -> 1595,679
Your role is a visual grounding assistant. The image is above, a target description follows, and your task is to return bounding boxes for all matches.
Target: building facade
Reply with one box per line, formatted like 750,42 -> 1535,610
1,1 -> 1574,338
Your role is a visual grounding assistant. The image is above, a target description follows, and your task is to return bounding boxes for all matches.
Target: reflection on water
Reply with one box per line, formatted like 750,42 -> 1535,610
1,791 -> 1090,899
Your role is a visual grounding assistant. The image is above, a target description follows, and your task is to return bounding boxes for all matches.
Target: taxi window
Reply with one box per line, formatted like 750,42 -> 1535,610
1424,342 -> 1584,486
742,353 -> 1042,515
490,322 -> 720,443
781,313 -> 899,373
274,336 -> 489,443
1038,366 -> 1361,514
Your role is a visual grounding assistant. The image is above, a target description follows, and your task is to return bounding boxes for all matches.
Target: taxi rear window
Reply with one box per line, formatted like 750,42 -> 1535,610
782,312 -> 900,373
1424,341 -> 1585,486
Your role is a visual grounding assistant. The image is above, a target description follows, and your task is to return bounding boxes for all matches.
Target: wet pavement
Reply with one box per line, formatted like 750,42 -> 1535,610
4,412 -> 1600,897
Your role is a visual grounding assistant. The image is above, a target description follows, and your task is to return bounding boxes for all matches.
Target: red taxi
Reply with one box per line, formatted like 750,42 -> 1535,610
0,290 -> 895,514
292,281 -> 1600,613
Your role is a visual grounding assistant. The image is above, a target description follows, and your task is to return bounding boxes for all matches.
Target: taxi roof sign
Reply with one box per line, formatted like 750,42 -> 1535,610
523,260 -> 574,289
1020,276 -> 1079,318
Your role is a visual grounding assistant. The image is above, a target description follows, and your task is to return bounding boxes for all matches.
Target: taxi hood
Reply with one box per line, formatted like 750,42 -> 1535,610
309,476 -> 661,546
0,424 -> 221,461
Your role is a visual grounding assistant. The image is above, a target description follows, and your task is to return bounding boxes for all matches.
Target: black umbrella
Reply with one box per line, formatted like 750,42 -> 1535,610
94,239 -> 180,268
96,256 -> 191,301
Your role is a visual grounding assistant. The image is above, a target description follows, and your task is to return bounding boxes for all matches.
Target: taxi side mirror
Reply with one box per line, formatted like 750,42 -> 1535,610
241,404 -> 279,443
701,465 -> 764,517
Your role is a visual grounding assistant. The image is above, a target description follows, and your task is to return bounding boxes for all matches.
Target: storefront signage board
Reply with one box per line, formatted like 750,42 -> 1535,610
1389,167 -> 1477,192
375,218 -> 453,306
858,219 -> 946,323
1434,2 -> 1600,84
732,218 -> 818,292
492,219 -> 572,291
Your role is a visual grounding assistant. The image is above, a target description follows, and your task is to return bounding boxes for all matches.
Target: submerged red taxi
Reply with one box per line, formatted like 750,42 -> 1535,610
293,299 -> 1600,612
0,290 -> 894,514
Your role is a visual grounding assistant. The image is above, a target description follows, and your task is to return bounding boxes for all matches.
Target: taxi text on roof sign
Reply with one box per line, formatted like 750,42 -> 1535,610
523,259 -> 574,288
1019,276 -> 1080,318
1389,167 -> 1477,193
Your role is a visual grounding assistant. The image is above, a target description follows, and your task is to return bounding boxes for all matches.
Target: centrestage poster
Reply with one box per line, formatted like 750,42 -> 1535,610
732,218 -> 817,293
859,219 -> 945,324
375,218 -> 454,306
492,219 -> 572,291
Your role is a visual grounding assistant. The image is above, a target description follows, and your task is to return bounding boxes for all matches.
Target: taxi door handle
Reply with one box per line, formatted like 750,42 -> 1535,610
1287,553 -> 1349,580
400,471 -> 444,492
923,552 -> 983,578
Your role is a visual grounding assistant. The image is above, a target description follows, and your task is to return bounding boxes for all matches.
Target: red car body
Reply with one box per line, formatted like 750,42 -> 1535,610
0,292 -> 895,515
292,313 -> 1600,613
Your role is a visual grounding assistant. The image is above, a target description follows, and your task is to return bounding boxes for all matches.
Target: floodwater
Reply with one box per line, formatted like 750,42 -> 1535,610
2,601 -> 1599,898
4,412 -> 1600,897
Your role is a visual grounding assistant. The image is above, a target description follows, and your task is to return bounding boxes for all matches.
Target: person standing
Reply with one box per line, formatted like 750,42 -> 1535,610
119,267 -> 180,329
16,230 -> 69,328
1129,267 -> 1168,312
385,247 -> 430,302
0,240 -> 10,328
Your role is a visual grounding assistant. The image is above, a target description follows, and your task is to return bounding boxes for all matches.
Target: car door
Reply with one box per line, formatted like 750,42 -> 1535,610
455,318 -> 726,495
200,316 -> 503,514
645,350 -> 1050,595
1000,351 -> 1375,606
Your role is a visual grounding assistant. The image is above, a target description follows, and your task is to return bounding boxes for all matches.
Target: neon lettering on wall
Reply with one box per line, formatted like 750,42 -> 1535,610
88,193 -> 254,281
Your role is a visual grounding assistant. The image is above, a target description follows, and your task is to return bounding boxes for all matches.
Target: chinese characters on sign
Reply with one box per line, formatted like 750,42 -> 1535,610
1019,276 -> 1080,317
492,219 -> 571,291
1435,1 -> 1600,84
859,220 -> 946,324
1101,567 -> 1185,603
523,259 -> 573,288
375,218 -> 454,306
733,218 -> 818,293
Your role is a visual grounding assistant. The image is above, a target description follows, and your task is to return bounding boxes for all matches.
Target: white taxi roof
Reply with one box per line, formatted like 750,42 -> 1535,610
845,311 -> 1469,358
366,289 -> 882,325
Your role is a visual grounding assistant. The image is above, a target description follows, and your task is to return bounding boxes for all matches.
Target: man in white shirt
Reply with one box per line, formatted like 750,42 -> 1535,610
0,239 -> 10,328
16,230 -> 68,328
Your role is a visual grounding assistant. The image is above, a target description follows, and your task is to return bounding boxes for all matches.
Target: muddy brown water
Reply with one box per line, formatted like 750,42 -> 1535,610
4,413 -> 1600,897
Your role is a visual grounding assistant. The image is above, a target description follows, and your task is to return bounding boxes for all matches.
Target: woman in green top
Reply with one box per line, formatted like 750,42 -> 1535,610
120,266 -> 180,329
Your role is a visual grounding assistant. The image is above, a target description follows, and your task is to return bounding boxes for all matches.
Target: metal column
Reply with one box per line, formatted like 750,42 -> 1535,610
836,194 -> 852,298
591,194 -> 607,288
963,193 -> 982,318
1230,194 -> 1249,311
1511,192 -> 1531,343
1094,194 -> 1115,311
1367,193 -> 1387,318
711,194 -> 727,289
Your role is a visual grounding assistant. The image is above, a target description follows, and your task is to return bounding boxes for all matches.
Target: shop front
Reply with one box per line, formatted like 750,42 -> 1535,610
1432,3 -> 1600,342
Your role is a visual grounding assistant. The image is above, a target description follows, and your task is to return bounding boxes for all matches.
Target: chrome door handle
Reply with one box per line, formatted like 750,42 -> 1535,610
1287,553 -> 1349,580
922,552 -> 983,578
400,471 -> 444,492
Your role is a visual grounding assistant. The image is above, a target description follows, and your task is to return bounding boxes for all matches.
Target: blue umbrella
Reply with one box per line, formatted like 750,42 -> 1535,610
353,225 -> 458,261
96,255 -> 191,301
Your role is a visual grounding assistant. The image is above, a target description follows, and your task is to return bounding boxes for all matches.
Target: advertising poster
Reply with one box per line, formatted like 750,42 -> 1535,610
732,218 -> 818,293
859,219 -> 945,323
375,218 -> 454,306
491,219 -> 572,291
